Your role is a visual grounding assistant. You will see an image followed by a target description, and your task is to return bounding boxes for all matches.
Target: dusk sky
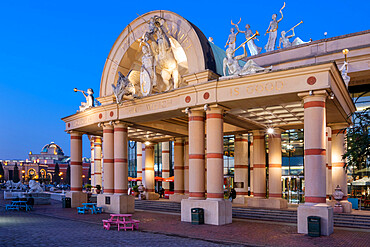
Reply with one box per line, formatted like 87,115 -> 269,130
0,0 -> 368,159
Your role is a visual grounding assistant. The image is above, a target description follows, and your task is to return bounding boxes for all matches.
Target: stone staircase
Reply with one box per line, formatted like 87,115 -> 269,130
134,200 -> 370,229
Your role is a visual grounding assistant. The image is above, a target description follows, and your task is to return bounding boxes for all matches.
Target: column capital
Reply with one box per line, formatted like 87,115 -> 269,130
69,130 -> 84,136
252,130 -> 265,137
113,121 -> 128,128
267,128 -> 283,136
298,90 -> 327,100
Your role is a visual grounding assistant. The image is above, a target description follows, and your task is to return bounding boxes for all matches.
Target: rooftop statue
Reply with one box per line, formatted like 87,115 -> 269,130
265,2 -> 285,52
225,19 -> 240,51
111,71 -> 136,103
223,47 -> 271,77
340,49 -> 350,87
277,21 -> 309,49
74,88 -> 95,112
141,15 -> 179,93
234,21 -> 262,56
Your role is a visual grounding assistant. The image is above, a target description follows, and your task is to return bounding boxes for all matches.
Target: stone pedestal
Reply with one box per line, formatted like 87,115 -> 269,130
247,197 -> 288,209
297,203 -> 333,236
233,196 -> 250,205
326,200 -> 352,213
66,191 -> 88,208
181,199 -> 232,225
145,192 -> 160,200
169,194 -> 189,202
97,194 -> 134,214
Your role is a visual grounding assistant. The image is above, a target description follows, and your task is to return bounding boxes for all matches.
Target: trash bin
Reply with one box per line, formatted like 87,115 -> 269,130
191,208 -> 204,225
307,216 -> 321,237
62,197 -> 71,208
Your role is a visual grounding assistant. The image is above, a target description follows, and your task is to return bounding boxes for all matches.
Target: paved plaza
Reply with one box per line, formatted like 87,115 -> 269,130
1,196 -> 370,247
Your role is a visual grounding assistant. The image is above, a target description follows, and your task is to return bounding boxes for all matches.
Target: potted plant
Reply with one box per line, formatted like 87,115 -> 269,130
132,185 -> 139,197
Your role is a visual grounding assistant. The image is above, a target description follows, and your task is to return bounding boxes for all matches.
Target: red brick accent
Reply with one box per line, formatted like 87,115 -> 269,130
235,138 -> 248,142
304,101 -> 325,109
104,189 -> 114,193
137,171 -> 142,174
68,123 -> 71,128
99,113 -> 103,119
137,154 -> 142,156
207,153 -> 223,159
254,193 -> 266,197
206,113 -> 222,119
114,189 -> 128,193
269,193 -> 282,198
332,162 -> 345,168
103,129 -> 114,134
94,158 -> 101,161
71,187 -> 82,191
162,170 -> 170,172
104,159 -> 114,163
162,150 -> 170,153
184,166 -> 189,170
269,164 -> 282,168
328,138 -> 332,141
174,166 -> 184,170
185,96 -> 191,103
189,192 -> 205,197
71,161 -> 82,166
189,154 -> 205,159
110,111 -> 114,117
236,192 -> 249,195
207,193 -> 224,198
174,190 -> 185,193
71,136 -> 82,140
253,135 -> 264,140
189,116 -> 204,121
114,158 -> 128,163
254,164 -> 265,168
305,196 -> 326,203
143,167 -> 154,171
114,127 -> 127,132
250,167 -> 254,171
94,172 -> 101,175
203,92 -> 210,100
304,149 -> 326,155
307,76 -> 317,85
234,165 -> 248,168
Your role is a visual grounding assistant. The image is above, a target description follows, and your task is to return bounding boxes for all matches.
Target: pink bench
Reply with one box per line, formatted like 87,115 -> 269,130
102,214 -> 140,231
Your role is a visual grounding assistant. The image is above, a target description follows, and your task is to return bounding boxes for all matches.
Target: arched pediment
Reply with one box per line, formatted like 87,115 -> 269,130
99,10 -> 216,98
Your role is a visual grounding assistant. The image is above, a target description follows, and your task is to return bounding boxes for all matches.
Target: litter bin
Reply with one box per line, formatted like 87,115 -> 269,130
62,197 -> 71,208
307,216 -> 321,237
191,208 -> 204,225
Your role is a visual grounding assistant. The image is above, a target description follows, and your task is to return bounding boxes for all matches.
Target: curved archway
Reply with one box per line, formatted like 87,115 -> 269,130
100,10 -> 216,98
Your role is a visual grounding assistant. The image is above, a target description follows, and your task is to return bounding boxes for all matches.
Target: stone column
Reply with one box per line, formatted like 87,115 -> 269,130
141,144 -> 146,187
268,129 -> 287,208
67,131 -> 87,207
94,136 -> 102,189
136,142 -> 142,185
144,144 -> 159,200
170,138 -> 186,201
184,138 -> 189,195
297,92 -> 333,236
233,134 -> 249,204
102,124 -> 114,194
326,127 -> 332,199
249,136 -> 254,196
188,110 -> 205,200
90,137 -> 95,187
331,124 -> 351,212
162,142 -> 170,191
252,130 -> 266,198
114,123 -> 128,194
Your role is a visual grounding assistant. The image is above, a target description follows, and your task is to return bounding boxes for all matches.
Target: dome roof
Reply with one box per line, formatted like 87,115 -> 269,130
41,142 -> 64,155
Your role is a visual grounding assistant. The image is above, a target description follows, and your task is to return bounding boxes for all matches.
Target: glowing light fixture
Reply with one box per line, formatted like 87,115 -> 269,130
267,128 -> 274,134
144,141 -> 151,146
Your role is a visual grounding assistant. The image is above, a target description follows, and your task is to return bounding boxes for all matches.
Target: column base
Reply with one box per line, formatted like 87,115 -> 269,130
246,197 -> 288,209
326,200 -> 352,213
233,195 -> 251,205
97,194 -> 135,214
298,203 -> 333,236
181,199 -> 232,225
65,191 -> 88,208
169,194 -> 189,202
145,192 -> 160,200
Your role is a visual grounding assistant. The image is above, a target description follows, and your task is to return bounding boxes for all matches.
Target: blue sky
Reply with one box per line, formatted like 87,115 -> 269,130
0,0 -> 368,159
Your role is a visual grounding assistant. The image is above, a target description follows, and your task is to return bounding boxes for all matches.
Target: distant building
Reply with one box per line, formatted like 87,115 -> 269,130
0,142 -> 91,184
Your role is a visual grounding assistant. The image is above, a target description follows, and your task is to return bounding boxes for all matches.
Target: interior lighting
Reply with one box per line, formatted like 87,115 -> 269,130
144,141 -> 151,146
330,93 -> 335,100
267,128 -> 274,134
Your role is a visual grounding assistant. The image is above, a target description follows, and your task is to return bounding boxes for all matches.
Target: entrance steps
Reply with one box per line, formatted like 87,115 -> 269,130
135,199 -> 370,229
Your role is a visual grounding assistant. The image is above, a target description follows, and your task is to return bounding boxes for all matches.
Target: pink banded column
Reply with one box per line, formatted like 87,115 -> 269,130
234,134 -> 249,196
141,144 -> 146,187
188,110 -> 205,200
331,125 -> 348,199
144,145 -> 155,193
94,136 -> 102,188
206,107 -> 224,200
174,138 -> 184,194
70,131 -> 83,192
114,123 -> 128,194
90,137 -> 95,187
184,138 -> 189,195
250,137 -> 254,196
136,142 -> 142,185
303,95 -> 327,203
103,124 -> 114,194
253,130 -> 266,198
326,128 -> 332,198
162,142 -> 170,191
268,129 -> 282,198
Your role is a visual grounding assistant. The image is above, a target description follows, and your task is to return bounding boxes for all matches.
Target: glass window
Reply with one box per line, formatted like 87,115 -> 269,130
223,135 -> 235,175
